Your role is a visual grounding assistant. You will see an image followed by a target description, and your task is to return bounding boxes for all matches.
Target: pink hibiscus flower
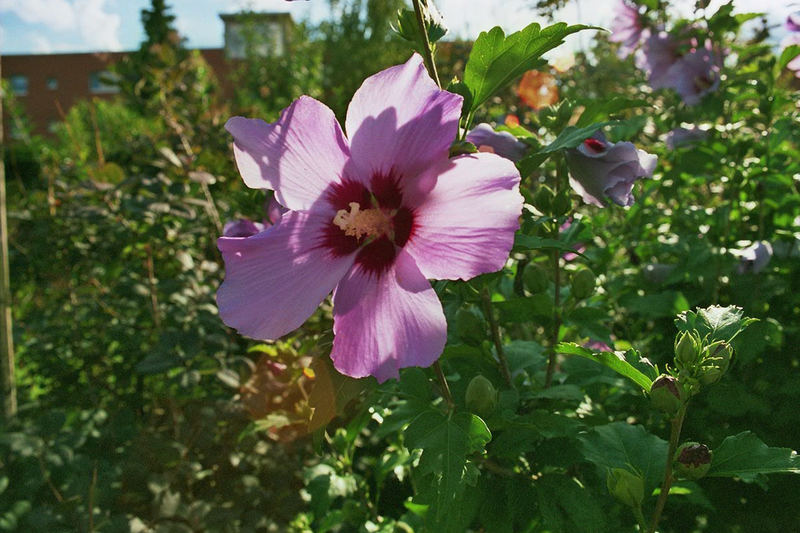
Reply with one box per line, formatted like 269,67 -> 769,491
218,54 -> 523,382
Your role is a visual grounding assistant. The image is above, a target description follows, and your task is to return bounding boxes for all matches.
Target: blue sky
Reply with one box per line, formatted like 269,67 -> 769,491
0,0 -> 793,56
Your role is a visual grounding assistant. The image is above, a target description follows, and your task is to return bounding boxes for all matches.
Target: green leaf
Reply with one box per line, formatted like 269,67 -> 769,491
578,422 -> 668,496
536,474 -> 607,533
513,233 -> 584,254
778,45 -> 800,72
675,305 -> 756,344
463,22 -> 595,113
538,121 -> 619,154
556,342 -> 654,391
707,432 -> 800,482
405,412 -> 491,529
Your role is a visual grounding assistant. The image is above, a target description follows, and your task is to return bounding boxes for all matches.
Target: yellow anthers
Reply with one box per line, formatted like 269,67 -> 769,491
333,202 -> 391,239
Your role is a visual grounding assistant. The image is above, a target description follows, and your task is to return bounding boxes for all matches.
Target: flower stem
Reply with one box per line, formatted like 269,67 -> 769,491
433,360 -> 454,410
411,0 -> 441,87
481,287 -> 514,388
545,246 -> 561,388
648,403 -> 688,533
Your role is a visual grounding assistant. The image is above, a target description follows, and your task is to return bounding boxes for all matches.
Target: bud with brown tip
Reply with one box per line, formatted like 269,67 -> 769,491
674,442 -> 712,480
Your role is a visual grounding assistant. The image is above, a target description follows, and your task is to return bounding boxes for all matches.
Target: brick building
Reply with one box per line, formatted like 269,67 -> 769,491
1,12 -> 292,138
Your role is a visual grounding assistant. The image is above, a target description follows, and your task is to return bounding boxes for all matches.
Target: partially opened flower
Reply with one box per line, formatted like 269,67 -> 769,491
610,0 -> 645,58
218,54 -> 523,382
565,132 -> 657,207
466,123 -> 528,162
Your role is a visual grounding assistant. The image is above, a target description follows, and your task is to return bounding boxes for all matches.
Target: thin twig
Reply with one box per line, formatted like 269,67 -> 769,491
433,360 -> 454,410
411,0 -> 441,87
648,403 -> 688,533
545,247 -> 561,388
481,287 -> 513,388
144,244 -> 161,330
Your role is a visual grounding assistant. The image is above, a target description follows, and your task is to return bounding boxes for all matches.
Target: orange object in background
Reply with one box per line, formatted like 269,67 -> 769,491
518,70 -> 559,110
505,114 -> 520,127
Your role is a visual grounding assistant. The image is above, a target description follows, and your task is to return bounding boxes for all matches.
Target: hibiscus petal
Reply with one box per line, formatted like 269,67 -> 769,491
405,153 -> 523,280
330,250 -> 447,382
225,96 -> 350,212
217,211 -> 355,340
345,54 -> 462,182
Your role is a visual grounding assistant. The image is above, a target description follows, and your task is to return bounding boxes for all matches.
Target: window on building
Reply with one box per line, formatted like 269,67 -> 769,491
88,70 -> 120,94
46,77 -> 58,90
10,75 -> 29,96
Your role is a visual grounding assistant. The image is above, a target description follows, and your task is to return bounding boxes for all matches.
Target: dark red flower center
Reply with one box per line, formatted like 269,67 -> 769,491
583,137 -> 606,153
322,170 -> 415,276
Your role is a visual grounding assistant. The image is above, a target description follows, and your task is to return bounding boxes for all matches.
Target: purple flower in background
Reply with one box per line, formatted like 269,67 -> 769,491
786,13 -> 800,33
565,133 -> 657,208
583,340 -> 613,352
222,197 -> 286,237
610,0 -> 644,58
663,43 -> 722,105
665,126 -> 707,149
223,218 -> 265,238
218,54 -> 523,382
635,31 -> 678,88
466,123 -> 528,162
636,32 -> 723,105
735,241 -> 773,274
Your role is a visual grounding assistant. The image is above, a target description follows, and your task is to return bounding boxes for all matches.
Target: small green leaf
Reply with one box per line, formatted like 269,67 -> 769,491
778,45 -> 800,72
707,432 -> 800,482
463,22 -> 596,113
556,342 -> 654,391
675,305 -> 756,344
538,121 -> 620,154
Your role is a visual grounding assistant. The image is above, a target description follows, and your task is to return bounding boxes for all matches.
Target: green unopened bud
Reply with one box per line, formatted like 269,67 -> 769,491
698,341 -> 733,385
570,268 -> 596,300
649,375 -> 684,415
465,375 -> 497,417
533,185 -> 554,213
674,331 -> 701,371
454,307 -> 487,346
523,264 -> 549,294
674,442 -> 712,480
606,468 -> 644,508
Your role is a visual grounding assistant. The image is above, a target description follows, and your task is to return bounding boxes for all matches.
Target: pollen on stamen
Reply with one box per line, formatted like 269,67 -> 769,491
333,202 -> 391,240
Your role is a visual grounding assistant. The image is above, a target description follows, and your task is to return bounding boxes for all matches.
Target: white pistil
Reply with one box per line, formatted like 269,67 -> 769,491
333,202 -> 391,239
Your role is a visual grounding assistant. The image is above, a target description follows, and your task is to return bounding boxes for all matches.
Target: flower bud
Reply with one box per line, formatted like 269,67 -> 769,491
465,375 -> 498,417
674,331 -> 700,371
649,375 -> 684,415
570,268 -> 596,300
673,442 -> 712,480
523,264 -> 549,294
606,468 -> 644,508
698,341 -> 733,385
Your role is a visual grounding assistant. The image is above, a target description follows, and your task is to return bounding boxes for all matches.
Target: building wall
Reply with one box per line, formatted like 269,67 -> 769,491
2,48 -> 231,139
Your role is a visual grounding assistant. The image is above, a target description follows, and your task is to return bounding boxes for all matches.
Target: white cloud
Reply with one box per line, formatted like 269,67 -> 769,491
75,0 -> 122,50
0,0 -> 121,51
0,0 -> 77,31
